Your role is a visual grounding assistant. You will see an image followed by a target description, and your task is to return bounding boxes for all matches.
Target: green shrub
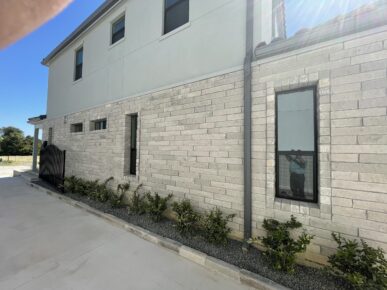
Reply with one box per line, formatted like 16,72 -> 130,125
85,177 -> 113,202
327,233 -> 387,289
145,192 -> 173,222
64,176 -> 91,195
128,184 -> 147,214
83,179 -> 100,196
172,200 -> 200,236
110,182 -> 130,208
257,215 -> 313,273
63,176 -> 78,193
202,208 -> 235,245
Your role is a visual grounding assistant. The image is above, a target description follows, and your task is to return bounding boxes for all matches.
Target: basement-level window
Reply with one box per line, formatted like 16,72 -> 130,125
276,87 -> 318,203
90,119 -> 107,131
70,123 -> 83,133
111,15 -> 125,44
74,47 -> 83,81
164,0 -> 189,35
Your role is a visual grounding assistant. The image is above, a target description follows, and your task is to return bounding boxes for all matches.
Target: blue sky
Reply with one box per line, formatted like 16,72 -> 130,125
286,0 -> 374,36
0,0 -> 374,136
0,0 -> 104,136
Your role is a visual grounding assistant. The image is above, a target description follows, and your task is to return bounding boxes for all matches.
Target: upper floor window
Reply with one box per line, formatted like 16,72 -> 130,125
90,118 -> 107,131
276,88 -> 317,203
74,47 -> 83,81
164,0 -> 189,35
111,15 -> 125,44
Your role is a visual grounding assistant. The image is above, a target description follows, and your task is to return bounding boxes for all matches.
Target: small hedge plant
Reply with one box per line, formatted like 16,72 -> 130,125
202,208 -> 235,245
110,182 -> 130,208
172,199 -> 200,236
128,184 -> 147,214
64,176 -> 115,203
145,192 -> 173,222
327,233 -> 387,290
91,177 -> 114,203
256,215 -> 313,273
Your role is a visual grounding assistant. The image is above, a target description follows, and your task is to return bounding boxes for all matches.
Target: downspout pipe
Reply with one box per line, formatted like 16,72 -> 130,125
243,0 -> 254,242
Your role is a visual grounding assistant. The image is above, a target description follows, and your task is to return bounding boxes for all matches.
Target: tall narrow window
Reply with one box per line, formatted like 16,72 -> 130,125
276,88 -> 317,203
74,47 -> 83,81
48,127 -> 53,145
129,114 -> 138,175
111,15 -> 125,44
164,0 -> 189,35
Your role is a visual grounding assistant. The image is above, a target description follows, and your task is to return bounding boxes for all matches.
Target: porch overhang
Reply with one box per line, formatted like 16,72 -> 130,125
28,115 -> 47,128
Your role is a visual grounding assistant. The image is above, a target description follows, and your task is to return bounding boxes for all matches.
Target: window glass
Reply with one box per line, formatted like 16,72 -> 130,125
164,0 -> 189,34
91,119 -> 107,131
276,88 -> 317,202
130,114 -> 138,175
71,123 -> 83,133
112,16 -> 125,44
74,47 -> 83,81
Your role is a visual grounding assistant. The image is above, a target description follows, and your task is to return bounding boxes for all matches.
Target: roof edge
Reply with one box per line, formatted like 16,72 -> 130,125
28,115 -> 47,125
42,0 -> 121,66
254,0 -> 387,61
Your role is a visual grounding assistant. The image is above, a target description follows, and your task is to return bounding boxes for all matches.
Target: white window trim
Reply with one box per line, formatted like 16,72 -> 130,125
160,0 -> 190,39
110,12 -> 126,47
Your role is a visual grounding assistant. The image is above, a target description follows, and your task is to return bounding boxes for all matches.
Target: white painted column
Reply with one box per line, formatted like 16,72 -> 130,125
32,127 -> 39,172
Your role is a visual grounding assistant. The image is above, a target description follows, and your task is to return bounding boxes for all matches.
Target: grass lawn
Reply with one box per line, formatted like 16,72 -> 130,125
0,156 -> 36,166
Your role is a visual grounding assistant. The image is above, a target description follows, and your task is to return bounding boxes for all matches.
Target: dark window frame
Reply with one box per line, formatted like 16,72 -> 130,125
74,47 -> 83,81
163,0 -> 189,35
70,123 -> 83,133
91,119 -> 107,131
275,86 -> 319,203
111,15 -> 125,45
129,114 -> 138,176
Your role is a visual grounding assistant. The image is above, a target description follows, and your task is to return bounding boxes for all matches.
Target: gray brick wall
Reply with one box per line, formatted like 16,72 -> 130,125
42,26 -> 387,264
251,26 -> 387,264
42,70 -> 246,236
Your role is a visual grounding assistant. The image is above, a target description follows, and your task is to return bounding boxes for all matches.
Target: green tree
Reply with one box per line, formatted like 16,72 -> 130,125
0,127 -> 26,159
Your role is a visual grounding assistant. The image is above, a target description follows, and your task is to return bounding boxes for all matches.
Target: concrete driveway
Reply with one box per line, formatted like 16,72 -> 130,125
0,177 -> 252,290
0,166 -> 31,178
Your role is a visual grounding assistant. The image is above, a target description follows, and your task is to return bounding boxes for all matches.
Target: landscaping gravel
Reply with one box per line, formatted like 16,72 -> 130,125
34,181 -> 349,290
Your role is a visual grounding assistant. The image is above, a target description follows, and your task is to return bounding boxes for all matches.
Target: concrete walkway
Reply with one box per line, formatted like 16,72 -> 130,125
0,177 -> 253,290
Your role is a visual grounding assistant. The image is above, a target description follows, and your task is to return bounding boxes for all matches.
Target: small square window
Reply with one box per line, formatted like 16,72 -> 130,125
71,123 -> 83,133
90,119 -> 107,131
74,47 -> 83,81
111,15 -> 125,44
275,88 -> 318,203
164,0 -> 189,35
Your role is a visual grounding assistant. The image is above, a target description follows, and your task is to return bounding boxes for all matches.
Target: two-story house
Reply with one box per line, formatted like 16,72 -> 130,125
29,0 -> 387,265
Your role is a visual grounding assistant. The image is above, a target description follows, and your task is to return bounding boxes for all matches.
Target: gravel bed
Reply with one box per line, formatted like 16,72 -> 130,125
34,181 -> 348,290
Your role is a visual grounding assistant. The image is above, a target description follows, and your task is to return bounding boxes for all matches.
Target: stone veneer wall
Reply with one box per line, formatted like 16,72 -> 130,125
43,25 -> 387,264
43,70 -> 246,236
251,25 -> 387,264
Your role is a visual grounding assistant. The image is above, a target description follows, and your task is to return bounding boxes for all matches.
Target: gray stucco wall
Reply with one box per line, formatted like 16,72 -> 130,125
45,0 -> 268,119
